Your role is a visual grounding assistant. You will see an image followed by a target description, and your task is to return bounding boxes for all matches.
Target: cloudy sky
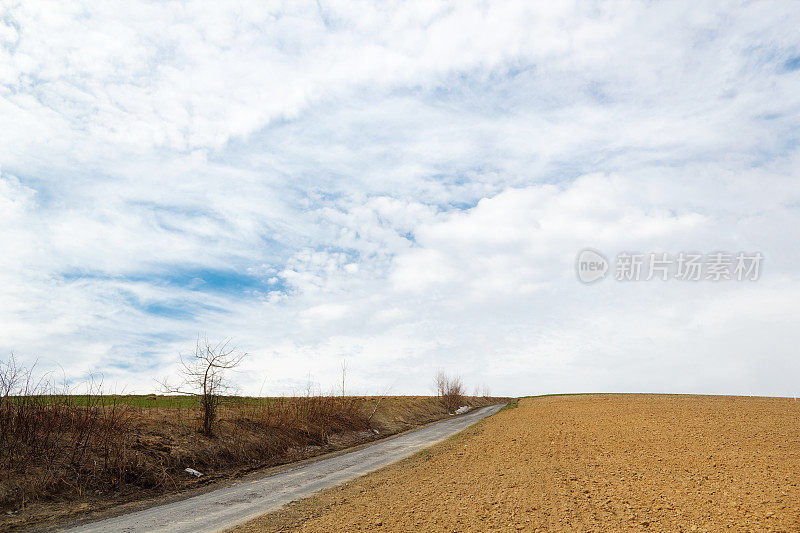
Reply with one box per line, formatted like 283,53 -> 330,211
1,1 -> 799,397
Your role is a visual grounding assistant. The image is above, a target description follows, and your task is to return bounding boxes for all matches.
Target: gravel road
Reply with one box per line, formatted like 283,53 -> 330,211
59,404 -> 504,533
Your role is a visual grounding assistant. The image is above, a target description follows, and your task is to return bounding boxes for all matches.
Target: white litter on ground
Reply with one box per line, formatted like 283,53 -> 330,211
454,406 -> 471,415
184,468 -> 203,477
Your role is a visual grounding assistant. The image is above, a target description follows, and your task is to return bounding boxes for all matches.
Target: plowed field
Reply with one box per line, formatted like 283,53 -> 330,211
234,394 -> 800,532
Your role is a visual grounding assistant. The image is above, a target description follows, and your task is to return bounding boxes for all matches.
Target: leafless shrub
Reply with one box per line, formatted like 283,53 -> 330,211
0,354 -> 137,510
160,335 -> 247,436
434,369 -> 464,413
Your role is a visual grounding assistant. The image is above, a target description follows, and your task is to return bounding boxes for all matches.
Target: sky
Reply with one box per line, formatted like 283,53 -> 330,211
1,1 -> 799,397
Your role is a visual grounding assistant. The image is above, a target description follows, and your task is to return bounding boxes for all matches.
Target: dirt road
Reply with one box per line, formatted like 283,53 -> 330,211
57,404 -> 503,533
235,395 -> 800,532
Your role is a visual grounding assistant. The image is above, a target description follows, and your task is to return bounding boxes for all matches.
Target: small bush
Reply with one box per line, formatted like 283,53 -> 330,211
434,370 -> 465,413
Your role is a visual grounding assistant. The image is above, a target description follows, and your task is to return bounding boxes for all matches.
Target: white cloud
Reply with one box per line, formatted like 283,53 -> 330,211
1,1 -> 799,397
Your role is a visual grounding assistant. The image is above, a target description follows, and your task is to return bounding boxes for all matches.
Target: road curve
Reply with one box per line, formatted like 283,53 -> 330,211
59,404 -> 504,533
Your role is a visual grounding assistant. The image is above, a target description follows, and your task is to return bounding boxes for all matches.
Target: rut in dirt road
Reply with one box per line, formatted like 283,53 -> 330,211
58,404 -> 504,533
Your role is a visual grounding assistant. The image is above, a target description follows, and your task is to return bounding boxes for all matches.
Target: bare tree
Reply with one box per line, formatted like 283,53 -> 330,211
160,336 -> 247,436
341,359 -> 348,397
434,368 -> 447,398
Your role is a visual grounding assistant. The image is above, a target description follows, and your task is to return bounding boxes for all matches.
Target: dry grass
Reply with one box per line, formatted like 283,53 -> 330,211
0,392 -> 137,509
0,357 -> 143,514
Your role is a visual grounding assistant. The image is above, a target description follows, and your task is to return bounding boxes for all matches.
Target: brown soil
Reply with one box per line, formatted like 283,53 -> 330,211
233,394 -> 800,532
2,396 -> 500,531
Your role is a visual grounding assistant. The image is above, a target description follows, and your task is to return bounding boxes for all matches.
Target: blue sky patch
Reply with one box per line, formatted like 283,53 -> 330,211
783,56 -> 800,72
